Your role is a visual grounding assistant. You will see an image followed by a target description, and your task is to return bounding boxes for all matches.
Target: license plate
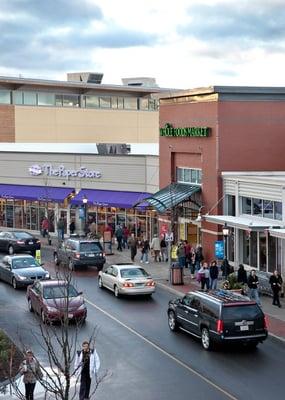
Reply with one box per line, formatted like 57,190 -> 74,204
88,253 -> 94,257
135,283 -> 145,287
68,313 -> 73,318
29,241 -> 33,245
240,325 -> 249,331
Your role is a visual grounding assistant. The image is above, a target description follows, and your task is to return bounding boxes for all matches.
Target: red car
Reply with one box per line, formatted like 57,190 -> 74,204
27,280 -> 87,324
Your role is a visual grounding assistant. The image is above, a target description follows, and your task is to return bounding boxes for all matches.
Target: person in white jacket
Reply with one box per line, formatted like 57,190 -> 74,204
74,340 -> 100,400
150,234 -> 161,262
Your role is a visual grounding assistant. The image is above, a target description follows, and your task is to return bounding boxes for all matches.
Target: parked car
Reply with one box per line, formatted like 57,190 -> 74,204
27,279 -> 87,324
53,237 -> 106,271
98,263 -> 156,297
0,254 -> 50,289
0,230 -> 41,256
167,290 -> 268,350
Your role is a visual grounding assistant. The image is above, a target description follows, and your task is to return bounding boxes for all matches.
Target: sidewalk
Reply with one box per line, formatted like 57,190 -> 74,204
40,237 -> 285,342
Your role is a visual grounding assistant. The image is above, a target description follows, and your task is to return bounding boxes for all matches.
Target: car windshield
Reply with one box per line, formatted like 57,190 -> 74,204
43,285 -> 78,299
12,258 -> 40,269
13,232 -> 33,239
120,268 -> 149,279
80,242 -> 102,252
222,305 -> 263,321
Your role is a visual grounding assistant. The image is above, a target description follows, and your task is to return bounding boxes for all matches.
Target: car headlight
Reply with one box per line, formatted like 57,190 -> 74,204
46,306 -> 57,312
45,272 -> 50,279
15,275 -> 27,281
78,304 -> 86,311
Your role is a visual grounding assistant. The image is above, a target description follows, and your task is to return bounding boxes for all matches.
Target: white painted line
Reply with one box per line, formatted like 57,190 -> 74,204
85,298 -> 238,400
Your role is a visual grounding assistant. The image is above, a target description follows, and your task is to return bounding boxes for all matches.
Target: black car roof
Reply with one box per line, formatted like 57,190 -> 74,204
190,290 -> 256,305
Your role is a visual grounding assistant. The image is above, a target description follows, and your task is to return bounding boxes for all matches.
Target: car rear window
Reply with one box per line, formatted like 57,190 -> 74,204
43,285 -> 78,299
80,242 -> 102,252
222,305 -> 263,321
13,232 -> 33,239
120,268 -> 149,278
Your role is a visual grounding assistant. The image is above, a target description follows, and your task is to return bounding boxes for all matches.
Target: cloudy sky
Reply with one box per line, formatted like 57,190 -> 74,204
1,0 -> 285,89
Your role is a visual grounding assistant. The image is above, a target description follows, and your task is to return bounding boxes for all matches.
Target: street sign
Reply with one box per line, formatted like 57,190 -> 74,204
165,232 -> 173,242
215,240 -> 224,259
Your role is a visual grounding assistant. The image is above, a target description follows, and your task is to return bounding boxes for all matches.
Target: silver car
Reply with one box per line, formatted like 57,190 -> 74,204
98,263 -> 156,297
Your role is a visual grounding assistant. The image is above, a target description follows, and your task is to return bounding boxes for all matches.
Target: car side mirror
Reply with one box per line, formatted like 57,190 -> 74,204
78,291 -> 83,295
40,262 -> 45,266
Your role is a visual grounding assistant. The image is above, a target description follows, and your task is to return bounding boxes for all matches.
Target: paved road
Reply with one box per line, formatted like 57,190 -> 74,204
0,249 -> 284,400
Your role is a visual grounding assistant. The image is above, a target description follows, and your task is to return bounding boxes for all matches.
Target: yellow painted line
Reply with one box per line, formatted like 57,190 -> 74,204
86,298 -> 238,400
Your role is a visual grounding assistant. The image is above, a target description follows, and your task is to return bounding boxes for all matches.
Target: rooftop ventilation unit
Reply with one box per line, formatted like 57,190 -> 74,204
121,77 -> 158,87
67,72 -> 103,84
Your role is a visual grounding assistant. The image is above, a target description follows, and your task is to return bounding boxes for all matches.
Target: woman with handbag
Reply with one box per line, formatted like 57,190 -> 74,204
19,350 -> 43,400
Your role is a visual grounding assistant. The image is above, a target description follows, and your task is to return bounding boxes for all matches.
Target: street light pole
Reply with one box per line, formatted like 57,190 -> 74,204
222,223 -> 230,262
82,196 -> 88,236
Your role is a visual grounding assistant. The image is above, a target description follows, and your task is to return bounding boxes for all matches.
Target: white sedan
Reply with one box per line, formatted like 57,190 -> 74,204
98,263 -> 156,297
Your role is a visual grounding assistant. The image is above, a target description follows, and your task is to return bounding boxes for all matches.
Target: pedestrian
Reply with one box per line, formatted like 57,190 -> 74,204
150,234 -> 161,262
184,240 -> 192,269
176,242 -> 186,268
269,270 -> 283,308
221,258 -> 231,279
122,225 -> 130,249
209,260 -> 219,289
237,264 -> 248,285
57,217 -> 65,241
115,225 -> 123,251
129,234 -> 138,262
141,238 -> 150,263
160,235 -> 168,262
74,340 -> 100,400
199,262 -> 210,291
19,350 -> 43,400
41,217 -> 49,238
69,219 -> 76,235
190,248 -> 196,279
194,245 -> 204,272
247,269 -> 261,306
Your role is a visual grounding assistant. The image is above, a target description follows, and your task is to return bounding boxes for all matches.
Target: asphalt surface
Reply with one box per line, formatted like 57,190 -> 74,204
0,248 -> 284,400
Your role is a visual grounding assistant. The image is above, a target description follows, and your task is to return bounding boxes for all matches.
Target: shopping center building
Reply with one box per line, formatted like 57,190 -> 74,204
148,85 -> 285,273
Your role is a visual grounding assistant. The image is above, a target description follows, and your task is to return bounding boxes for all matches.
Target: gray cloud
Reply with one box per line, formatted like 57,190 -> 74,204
178,1 -> 285,52
0,0 -> 157,72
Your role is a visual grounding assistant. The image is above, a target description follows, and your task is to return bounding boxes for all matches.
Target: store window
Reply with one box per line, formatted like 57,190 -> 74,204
0,90 -> 11,104
38,92 -> 55,106
176,168 -> 202,185
23,92 -> 37,105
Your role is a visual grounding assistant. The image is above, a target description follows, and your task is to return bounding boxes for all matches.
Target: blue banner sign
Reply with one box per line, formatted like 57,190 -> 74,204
215,240 -> 224,259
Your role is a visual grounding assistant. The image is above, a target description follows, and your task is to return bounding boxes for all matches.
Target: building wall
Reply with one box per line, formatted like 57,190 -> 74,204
0,105 -> 15,141
13,106 -> 159,143
0,152 -> 159,194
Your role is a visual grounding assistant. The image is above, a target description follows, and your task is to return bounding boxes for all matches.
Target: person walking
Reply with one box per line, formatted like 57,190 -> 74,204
41,217 -> 49,238
176,242 -> 186,269
129,234 -> 138,262
237,264 -> 248,285
141,238 -> 150,264
221,258 -> 232,279
269,270 -> 283,308
199,262 -> 210,291
209,260 -> 219,289
19,350 -> 43,400
194,245 -> 204,272
247,269 -> 261,306
74,340 -> 100,400
184,240 -> 192,269
57,217 -> 65,241
150,234 -> 161,262
122,225 -> 130,249
160,235 -> 168,262
115,225 -> 123,252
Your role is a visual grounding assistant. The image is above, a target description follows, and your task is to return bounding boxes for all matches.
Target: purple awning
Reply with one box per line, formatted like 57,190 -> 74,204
0,184 -> 74,202
71,189 -> 151,209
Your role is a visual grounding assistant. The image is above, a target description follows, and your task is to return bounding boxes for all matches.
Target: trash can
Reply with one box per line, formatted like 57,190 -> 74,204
170,263 -> 184,285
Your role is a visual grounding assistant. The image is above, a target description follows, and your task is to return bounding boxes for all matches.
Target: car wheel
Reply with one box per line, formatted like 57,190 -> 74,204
68,259 -> 75,271
54,253 -> 60,266
98,276 -> 104,289
114,285 -> 120,298
168,311 -> 178,331
12,278 -> 18,290
201,327 -> 212,350
28,298 -> 34,313
41,310 -> 46,324
8,245 -> 14,255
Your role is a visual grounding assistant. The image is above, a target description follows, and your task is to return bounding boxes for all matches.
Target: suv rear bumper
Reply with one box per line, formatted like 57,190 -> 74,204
73,258 -> 106,267
213,331 -> 268,344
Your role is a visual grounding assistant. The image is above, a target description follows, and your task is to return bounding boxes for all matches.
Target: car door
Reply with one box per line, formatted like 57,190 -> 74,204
102,266 -> 114,289
0,232 -> 7,250
0,259 -> 13,283
176,294 -> 195,331
29,282 -> 42,314
185,296 -> 201,335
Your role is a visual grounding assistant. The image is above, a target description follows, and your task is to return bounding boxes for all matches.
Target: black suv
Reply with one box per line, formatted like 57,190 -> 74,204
167,290 -> 268,350
53,237 -> 106,271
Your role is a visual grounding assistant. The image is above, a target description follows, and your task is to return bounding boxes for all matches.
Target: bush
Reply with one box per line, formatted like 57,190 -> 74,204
0,329 -> 23,382
222,273 -> 244,290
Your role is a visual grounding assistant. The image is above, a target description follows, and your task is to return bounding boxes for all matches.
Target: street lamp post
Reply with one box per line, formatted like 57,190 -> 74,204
222,223 -> 230,261
82,196 -> 88,235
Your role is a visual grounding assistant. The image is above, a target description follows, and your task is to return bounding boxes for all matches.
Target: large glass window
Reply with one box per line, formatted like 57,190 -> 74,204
55,94 -> 63,106
139,98 -> 149,110
111,97 -> 118,109
38,92 -> 55,106
117,97 -> 124,109
85,95 -> 99,108
274,201 -> 282,220
0,90 -> 11,104
99,97 -> 111,108
124,97 -> 138,110
13,91 -> 23,105
253,198 -> 262,216
23,92 -> 37,105
176,168 -> 202,185
241,196 -> 282,221
242,230 -> 250,265
259,232 -> 267,271
242,197 -> 251,214
227,195 -> 236,216
63,95 -> 79,107
263,200 -> 273,219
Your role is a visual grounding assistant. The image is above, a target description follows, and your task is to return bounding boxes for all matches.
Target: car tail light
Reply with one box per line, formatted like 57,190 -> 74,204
16,240 -> 25,244
264,316 -> 269,330
75,253 -> 81,259
123,282 -> 135,288
216,319 -> 224,334
146,281 -> 155,287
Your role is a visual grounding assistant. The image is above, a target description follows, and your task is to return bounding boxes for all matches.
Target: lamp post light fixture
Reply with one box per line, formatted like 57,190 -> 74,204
82,196 -> 88,235
222,223 -> 230,260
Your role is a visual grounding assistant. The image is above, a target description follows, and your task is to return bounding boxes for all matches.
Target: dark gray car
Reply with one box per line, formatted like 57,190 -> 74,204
0,254 -> 50,289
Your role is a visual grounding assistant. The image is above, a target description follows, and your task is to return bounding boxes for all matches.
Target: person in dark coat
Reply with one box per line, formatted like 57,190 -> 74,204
209,260 -> 219,289
269,270 -> 283,308
129,234 -> 138,262
248,269 -> 261,306
221,258 -> 232,278
237,264 -> 248,285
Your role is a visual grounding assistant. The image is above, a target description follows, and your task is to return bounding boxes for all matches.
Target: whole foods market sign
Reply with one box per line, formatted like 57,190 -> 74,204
29,164 -> 101,179
160,123 -> 210,137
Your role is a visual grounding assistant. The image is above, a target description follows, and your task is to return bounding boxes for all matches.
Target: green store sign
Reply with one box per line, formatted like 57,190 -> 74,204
160,123 -> 210,137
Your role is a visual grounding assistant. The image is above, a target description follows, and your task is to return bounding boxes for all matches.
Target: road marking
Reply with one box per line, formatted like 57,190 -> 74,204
85,298 -> 238,400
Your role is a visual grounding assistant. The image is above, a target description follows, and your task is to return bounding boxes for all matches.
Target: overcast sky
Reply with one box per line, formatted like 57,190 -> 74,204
1,0 -> 285,89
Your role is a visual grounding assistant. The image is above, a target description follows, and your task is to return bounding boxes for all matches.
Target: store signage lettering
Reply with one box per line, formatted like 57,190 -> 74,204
29,164 -> 101,179
160,123 -> 210,137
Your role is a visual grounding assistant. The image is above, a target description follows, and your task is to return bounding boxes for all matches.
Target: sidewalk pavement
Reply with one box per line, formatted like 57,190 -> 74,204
40,236 -> 285,342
